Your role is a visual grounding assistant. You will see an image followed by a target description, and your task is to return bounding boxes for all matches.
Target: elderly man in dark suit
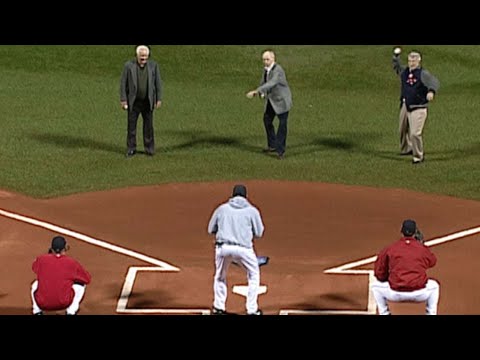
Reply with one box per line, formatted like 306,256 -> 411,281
247,50 -> 293,160
120,45 -> 163,157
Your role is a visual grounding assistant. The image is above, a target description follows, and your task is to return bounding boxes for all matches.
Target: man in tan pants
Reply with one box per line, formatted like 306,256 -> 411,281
393,49 -> 440,164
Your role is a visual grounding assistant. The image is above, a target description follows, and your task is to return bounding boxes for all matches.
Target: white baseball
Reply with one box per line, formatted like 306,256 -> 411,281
123,105 -> 128,110
394,47 -> 402,55
246,93 -> 254,99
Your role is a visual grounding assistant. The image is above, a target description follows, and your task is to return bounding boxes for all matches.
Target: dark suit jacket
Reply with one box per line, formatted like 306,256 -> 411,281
120,59 -> 163,110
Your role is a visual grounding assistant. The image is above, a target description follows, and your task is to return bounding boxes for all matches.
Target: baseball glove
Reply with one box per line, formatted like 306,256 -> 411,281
414,229 -> 425,243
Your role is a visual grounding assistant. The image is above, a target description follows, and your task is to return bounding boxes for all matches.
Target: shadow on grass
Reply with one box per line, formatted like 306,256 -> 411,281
27,131 -> 368,160
309,134 -> 480,163
31,130 -> 480,163
160,130 -> 362,157
161,130 -> 261,154
310,137 -> 355,150
29,132 -> 124,155
375,143 -> 480,163
283,134 -> 368,159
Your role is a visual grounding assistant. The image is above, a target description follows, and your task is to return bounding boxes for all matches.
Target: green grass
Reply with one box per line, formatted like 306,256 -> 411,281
1,45 -> 480,200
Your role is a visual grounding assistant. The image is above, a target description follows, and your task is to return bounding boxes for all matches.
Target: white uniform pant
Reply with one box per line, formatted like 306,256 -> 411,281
213,244 -> 260,314
31,280 -> 87,315
372,279 -> 440,315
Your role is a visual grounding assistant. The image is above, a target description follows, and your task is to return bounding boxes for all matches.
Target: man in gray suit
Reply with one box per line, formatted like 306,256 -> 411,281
247,50 -> 292,159
120,45 -> 163,157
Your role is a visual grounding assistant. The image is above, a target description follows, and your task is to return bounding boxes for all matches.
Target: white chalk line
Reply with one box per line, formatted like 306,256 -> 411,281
0,208 -> 210,314
280,226 -> 480,315
0,208 -> 179,270
116,267 -> 210,315
3,207 -> 479,315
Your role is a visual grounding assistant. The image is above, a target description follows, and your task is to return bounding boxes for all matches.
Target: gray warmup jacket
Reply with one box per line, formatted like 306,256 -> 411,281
208,197 -> 264,249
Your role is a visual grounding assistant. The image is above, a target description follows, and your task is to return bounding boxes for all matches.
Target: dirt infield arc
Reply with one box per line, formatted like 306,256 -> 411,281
1,181 -> 480,315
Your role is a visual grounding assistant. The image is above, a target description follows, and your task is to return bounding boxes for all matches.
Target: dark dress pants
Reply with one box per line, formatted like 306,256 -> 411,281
263,101 -> 289,156
127,100 -> 155,154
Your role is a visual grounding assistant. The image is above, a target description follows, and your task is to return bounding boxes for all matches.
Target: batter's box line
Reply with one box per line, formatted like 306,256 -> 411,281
117,266 -> 211,315
280,226 -> 480,315
0,207 -> 208,315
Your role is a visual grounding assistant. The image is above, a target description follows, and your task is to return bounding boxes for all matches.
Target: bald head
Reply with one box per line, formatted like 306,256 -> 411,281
262,50 -> 276,68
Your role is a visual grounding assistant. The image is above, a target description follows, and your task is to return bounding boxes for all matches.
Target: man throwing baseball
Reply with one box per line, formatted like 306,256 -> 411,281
246,49 -> 292,160
371,219 -> 440,315
392,48 -> 440,164
207,184 -> 265,315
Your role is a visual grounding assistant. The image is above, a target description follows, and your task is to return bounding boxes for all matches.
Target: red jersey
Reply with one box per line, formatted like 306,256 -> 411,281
374,237 -> 436,292
32,253 -> 91,311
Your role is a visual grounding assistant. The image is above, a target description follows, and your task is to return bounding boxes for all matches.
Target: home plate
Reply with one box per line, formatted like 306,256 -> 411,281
232,285 -> 268,297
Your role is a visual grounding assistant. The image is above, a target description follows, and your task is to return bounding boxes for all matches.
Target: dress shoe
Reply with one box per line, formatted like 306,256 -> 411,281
277,153 -> 285,160
247,309 -> 263,315
126,150 -> 136,158
412,158 -> 424,164
145,151 -> 154,157
262,147 -> 276,153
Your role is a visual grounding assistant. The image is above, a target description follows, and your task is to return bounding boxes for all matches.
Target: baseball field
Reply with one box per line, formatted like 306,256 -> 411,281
1,45 -> 480,315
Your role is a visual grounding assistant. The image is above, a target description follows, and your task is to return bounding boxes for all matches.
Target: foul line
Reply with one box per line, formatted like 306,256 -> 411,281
116,267 -> 211,315
280,225 -> 480,315
0,208 -> 179,270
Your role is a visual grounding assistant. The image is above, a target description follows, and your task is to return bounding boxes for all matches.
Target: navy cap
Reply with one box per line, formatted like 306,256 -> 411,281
51,236 -> 67,253
401,220 -> 417,236
232,184 -> 247,198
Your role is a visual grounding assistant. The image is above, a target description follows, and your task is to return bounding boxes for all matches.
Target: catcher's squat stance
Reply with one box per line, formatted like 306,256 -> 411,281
207,184 -> 265,315
372,219 -> 440,315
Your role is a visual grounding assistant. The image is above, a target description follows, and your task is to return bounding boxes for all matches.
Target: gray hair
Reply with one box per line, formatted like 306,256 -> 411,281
136,45 -> 150,57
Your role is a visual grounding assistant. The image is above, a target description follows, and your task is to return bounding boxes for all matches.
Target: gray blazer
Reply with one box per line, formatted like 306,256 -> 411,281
120,59 -> 163,110
257,63 -> 292,115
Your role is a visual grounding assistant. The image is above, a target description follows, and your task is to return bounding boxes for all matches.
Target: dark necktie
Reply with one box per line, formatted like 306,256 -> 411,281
263,70 -> 268,83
